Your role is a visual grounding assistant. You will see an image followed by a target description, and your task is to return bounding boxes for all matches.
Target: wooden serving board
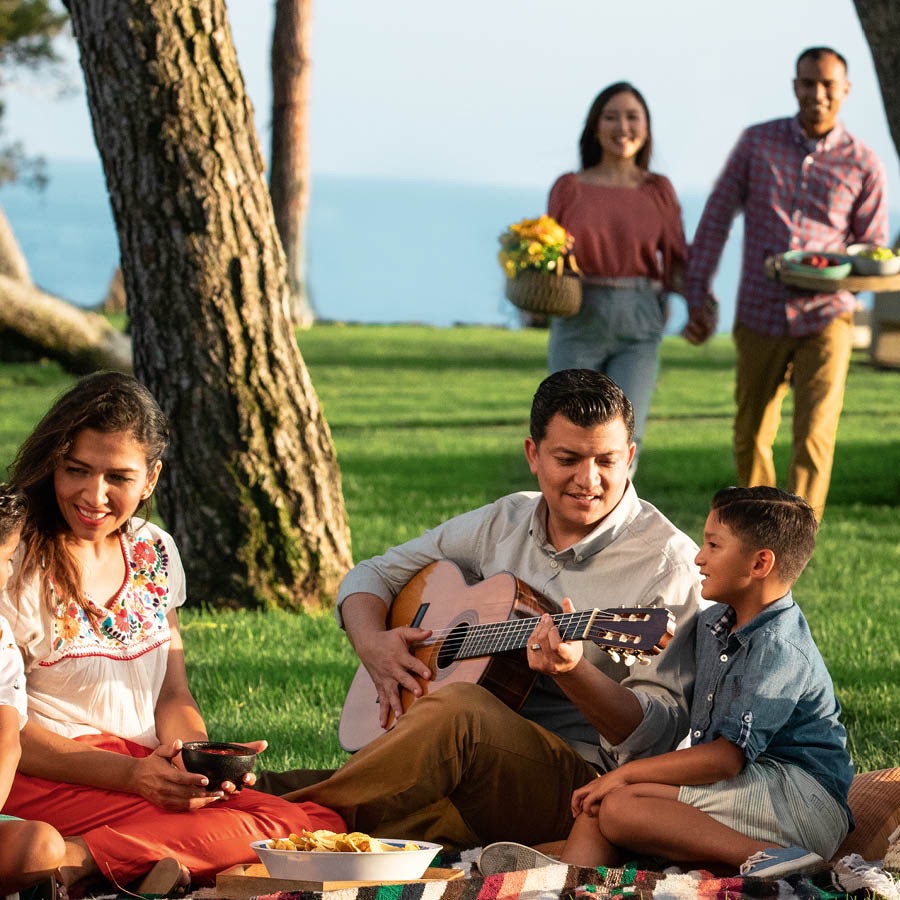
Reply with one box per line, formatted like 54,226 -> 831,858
765,254 -> 900,293
215,864 -> 464,899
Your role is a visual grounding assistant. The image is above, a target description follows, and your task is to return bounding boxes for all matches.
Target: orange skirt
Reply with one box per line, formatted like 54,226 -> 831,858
5,733 -> 345,885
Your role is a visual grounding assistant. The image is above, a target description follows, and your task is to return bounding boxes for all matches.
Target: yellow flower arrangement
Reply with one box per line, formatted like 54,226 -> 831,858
498,215 -> 574,279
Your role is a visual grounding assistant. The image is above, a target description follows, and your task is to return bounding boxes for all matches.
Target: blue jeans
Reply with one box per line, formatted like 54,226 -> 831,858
548,283 -> 665,471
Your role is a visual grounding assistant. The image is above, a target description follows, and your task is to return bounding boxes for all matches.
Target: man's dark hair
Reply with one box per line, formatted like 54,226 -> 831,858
710,486 -> 817,585
0,483 -> 27,544
530,369 -> 635,444
796,46 -> 848,75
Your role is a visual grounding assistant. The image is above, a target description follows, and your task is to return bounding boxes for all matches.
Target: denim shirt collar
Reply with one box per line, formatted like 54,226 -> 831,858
707,592 -> 796,646
528,481 -> 642,560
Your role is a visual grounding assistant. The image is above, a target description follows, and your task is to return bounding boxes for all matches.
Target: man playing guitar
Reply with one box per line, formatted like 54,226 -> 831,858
280,369 -> 704,850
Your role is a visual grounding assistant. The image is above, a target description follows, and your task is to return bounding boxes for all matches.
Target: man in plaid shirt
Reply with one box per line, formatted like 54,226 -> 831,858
684,46 -> 888,520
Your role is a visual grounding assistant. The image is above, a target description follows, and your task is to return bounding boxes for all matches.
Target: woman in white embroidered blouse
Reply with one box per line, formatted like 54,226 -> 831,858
1,373 -> 343,892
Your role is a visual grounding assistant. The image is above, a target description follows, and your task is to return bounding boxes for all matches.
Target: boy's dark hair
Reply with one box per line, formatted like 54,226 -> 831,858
796,46 -> 848,75
530,369 -> 635,444
711,486 -> 817,584
0,483 -> 27,544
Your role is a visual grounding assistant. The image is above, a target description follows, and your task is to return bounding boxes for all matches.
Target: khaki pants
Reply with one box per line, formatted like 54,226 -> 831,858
733,315 -> 853,519
281,683 -> 598,850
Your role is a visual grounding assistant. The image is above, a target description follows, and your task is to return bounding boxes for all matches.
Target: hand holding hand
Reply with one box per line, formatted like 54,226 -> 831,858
682,295 -> 718,345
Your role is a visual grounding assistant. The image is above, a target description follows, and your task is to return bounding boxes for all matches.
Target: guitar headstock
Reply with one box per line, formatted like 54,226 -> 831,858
585,607 -> 675,666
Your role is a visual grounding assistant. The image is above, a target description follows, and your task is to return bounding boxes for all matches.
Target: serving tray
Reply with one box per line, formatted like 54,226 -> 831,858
216,864 -> 464,899
765,254 -> 900,293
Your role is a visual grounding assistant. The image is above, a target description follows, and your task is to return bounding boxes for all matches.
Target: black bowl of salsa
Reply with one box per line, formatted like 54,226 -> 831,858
180,741 -> 258,790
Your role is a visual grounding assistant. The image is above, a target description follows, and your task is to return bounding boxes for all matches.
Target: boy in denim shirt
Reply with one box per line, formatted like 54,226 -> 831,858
0,484 -> 65,895
479,486 -> 852,879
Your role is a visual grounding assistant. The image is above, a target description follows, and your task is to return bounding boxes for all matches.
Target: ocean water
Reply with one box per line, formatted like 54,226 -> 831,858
0,159 -> 746,333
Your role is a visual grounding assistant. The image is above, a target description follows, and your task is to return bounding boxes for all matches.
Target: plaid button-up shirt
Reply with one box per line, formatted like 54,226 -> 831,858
686,116 -> 888,336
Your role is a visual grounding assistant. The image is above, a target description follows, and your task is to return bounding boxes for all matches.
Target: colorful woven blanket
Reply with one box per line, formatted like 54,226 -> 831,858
247,851 -> 895,900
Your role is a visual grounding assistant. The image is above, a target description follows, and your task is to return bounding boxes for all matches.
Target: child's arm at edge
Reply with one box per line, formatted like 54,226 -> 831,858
0,705 -> 21,810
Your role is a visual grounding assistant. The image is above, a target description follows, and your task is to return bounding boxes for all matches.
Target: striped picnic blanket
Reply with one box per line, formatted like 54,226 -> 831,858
248,854 -> 877,900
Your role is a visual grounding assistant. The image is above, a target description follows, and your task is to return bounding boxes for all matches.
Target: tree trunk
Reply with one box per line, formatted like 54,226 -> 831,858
0,272 -> 132,372
63,0 -> 352,610
270,0 -> 315,328
854,0 -> 900,158
0,205 -> 32,283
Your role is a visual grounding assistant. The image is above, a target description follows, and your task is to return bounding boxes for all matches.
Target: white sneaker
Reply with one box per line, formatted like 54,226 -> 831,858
832,853 -> 900,899
477,842 -> 562,875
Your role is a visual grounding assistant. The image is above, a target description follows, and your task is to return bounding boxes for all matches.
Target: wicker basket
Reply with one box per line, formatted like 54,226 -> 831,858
505,256 -> 582,318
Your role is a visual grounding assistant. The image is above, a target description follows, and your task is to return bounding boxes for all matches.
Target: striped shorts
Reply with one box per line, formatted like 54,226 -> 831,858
677,757 -> 849,859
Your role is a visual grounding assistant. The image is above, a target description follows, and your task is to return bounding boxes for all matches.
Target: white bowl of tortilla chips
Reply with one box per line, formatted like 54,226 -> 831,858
251,829 -> 442,882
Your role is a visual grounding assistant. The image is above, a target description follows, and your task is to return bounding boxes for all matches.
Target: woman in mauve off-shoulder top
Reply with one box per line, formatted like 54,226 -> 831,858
547,82 -> 687,473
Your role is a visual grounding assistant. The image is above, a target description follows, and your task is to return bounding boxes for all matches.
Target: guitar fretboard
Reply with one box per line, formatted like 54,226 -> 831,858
456,610 -> 601,658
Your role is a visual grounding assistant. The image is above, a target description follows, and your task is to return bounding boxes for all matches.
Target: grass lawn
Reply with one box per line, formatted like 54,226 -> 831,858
2,325 -> 898,773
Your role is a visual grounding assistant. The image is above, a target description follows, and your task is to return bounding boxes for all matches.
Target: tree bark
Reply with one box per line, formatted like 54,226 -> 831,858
270,0 -> 315,328
63,0 -> 352,610
0,272 -> 132,372
854,0 -> 900,158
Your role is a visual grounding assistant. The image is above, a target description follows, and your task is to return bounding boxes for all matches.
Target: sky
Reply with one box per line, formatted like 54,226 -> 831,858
2,0 -> 899,204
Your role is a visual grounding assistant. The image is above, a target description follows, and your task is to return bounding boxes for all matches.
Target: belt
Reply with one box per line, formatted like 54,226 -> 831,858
582,276 -> 664,292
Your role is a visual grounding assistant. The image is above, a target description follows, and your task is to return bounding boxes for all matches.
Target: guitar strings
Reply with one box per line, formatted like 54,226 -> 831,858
410,609 -> 652,654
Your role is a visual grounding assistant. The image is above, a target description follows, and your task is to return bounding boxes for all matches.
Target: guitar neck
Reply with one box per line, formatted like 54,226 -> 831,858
456,610 -> 594,659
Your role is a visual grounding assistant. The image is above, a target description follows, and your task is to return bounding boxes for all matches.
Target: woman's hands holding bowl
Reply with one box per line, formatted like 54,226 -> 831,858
180,739 -> 266,794
130,738 -> 267,810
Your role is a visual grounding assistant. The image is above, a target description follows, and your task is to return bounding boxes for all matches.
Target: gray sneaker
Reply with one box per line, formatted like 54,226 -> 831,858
477,842 -> 562,875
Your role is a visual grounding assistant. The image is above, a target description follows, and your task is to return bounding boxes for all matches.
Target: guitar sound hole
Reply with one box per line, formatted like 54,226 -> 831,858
436,623 -> 469,669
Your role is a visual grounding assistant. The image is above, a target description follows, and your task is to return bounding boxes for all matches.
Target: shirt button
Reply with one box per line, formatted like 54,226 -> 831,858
693,730 -> 702,738
549,560 -> 559,569
720,654 -> 728,662
707,694 -> 713,701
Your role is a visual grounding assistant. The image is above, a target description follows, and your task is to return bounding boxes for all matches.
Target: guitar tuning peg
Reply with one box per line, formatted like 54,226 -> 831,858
638,655 -> 650,666
624,654 -> 637,667
607,650 -> 621,664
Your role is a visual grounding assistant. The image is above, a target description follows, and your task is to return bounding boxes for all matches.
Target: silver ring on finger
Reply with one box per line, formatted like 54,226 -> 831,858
531,643 -> 541,651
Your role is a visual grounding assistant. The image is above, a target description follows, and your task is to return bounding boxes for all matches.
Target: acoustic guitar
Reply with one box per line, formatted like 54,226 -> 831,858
338,559 -> 675,752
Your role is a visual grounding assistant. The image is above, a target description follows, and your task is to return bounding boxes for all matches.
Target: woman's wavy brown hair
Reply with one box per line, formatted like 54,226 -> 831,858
10,372 -> 169,615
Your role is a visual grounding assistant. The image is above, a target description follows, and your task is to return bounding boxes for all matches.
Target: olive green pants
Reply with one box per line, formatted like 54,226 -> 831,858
278,683 -> 598,850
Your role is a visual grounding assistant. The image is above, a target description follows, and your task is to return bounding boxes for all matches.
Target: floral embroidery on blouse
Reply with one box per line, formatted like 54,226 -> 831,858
44,532 -> 172,663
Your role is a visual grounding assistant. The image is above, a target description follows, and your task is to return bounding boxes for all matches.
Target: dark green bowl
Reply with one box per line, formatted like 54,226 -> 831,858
782,250 -> 852,279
